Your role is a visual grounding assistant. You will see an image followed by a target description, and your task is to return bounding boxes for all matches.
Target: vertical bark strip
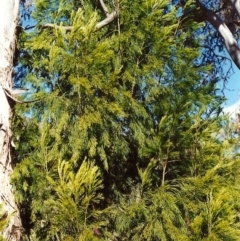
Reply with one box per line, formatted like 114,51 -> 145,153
0,0 -> 21,240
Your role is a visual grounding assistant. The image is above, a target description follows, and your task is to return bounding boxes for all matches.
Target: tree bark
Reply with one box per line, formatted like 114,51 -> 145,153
0,0 -> 21,240
199,3 -> 240,69
229,0 -> 240,18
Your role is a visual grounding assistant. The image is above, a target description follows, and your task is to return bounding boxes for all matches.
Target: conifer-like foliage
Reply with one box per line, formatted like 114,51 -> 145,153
0,204 -> 10,241
12,0 -> 240,240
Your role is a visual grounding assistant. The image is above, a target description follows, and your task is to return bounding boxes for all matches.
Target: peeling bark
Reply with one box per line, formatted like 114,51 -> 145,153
0,0 -> 21,240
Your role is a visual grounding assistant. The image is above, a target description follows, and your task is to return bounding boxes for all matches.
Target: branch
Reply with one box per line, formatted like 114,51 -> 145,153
199,2 -> 240,69
96,10 -> 118,30
3,88 -> 40,104
229,0 -> 240,18
41,0 -> 118,33
99,0 -> 110,16
214,1 -> 228,14
41,24 -> 72,32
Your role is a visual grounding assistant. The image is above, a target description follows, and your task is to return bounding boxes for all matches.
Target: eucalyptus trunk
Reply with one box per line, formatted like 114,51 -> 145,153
0,0 -> 21,240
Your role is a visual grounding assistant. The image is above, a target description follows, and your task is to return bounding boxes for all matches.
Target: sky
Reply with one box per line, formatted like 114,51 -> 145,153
223,64 -> 240,107
222,62 -> 240,119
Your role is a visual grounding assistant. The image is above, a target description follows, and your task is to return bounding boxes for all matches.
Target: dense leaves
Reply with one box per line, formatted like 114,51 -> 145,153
10,0 -> 240,240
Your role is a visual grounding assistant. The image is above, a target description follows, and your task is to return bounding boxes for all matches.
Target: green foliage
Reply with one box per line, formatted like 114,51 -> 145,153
189,188 -> 240,241
0,204 -> 9,241
39,160 -> 106,240
112,184 -> 189,241
13,0 -> 240,240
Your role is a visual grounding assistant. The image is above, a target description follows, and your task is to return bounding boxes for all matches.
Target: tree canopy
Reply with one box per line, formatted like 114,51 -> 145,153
8,0 -> 240,240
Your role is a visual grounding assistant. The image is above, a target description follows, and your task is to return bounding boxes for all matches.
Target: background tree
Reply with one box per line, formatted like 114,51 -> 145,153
176,0 -> 240,76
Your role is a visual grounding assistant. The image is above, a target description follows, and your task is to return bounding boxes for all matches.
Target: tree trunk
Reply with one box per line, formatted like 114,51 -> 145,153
0,0 -> 21,240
